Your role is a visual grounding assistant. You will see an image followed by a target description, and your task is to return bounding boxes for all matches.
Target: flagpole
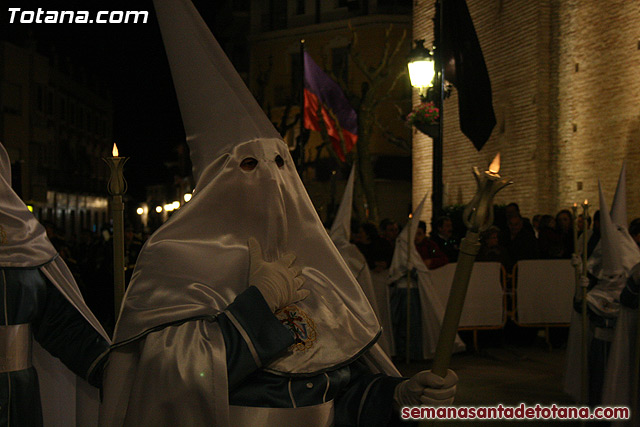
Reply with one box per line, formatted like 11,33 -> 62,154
298,39 -> 306,179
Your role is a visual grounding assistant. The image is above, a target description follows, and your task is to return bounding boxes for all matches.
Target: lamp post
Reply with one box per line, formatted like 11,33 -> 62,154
407,39 -> 443,220
103,143 -> 129,318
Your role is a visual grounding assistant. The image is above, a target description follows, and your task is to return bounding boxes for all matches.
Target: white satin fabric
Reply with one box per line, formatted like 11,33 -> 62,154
0,142 -> 110,426
328,165 -> 393,356
102,0 -> 394,422
115,0 -> 382,376
388,194 -> 427,285
387,193 -> 465,358
371,270 -> 396,357
153,0 -> 281,184
0,143 -> 54,267
102,319 -> 398,427
563,166 -> 637,404
33,342 -> 102,427
586,182 -> 640,319
416,272 -> 466,358
115,138 -> 380,374
0,142 -> 109,342
101,320 -> 231,427
562,310 -> 592,402
329,164 -> 356,249
335,244 -> 393,356
602,306 -> 636,408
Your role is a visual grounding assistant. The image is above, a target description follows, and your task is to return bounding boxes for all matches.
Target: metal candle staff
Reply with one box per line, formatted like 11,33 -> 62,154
406,213 -> 413,364
572,203 -> 579,282
431,154 -> 512,377
103,143 -> 129,318
580,200 -> 590,405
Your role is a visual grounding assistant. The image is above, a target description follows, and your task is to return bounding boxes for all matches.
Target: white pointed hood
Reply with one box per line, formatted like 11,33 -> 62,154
389,192 -> 428,282
0,142 -> 110,342
153,0 -> 281,186
587,161 -> 635,279
587,181 -> 640,318
610,160 -> 627,228
114,0 -> 380,375
329,164 -> 356,247
599,182 -> 623,276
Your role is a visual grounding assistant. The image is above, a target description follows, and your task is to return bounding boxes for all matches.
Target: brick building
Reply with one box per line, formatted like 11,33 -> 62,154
0,40 -> 113,237
413,0 -> 640,227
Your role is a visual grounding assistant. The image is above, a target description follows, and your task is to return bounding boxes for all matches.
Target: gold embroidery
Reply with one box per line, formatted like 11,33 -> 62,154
276,305 -> 317,352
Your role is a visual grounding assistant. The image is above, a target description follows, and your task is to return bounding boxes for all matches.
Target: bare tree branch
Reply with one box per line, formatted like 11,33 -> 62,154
374,120 -> 411,153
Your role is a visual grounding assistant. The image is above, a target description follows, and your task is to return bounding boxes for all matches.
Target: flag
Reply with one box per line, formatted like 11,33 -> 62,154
436,0 -> 496,151
303,51 -> 357,161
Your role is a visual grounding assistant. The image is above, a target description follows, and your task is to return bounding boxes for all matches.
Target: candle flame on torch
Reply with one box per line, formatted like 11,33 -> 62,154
112,143 -> 119,157
488,153 -> 500,174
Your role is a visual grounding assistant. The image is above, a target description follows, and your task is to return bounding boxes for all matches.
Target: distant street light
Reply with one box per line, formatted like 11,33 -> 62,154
136,207 -> 144,215
155,206 -> 163,213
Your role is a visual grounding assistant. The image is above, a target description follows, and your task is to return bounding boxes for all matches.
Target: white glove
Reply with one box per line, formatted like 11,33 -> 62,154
571,254 -> 582,269
248,238 -> 309,312
394,369 -> 458,407
579,276 -> 590,288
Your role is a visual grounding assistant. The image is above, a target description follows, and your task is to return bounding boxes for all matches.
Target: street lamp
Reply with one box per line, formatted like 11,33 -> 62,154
408,38 -> 444,219
408,39 -> 435,100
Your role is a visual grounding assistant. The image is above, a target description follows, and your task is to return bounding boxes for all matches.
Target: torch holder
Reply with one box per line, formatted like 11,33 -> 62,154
431,166 -> 511,377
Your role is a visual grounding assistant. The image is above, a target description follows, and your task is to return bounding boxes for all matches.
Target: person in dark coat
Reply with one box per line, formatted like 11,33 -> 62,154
430,216 -> 459,263
499,214 -> 539,273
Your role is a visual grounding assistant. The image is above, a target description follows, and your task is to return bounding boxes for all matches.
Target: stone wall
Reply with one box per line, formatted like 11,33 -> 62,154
413,0 -> 640,228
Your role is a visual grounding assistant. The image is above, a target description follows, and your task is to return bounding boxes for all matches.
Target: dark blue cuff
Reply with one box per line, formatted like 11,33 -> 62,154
218,286 -> 294,388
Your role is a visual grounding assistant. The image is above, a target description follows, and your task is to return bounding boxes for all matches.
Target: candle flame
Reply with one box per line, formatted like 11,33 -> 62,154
584,199 -> 588,205
488,153 -> 500,174
112,143 -> 119,157
573,203 -> 577,208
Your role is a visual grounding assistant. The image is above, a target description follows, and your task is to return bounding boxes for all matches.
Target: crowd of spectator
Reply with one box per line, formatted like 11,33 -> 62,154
41,203 -> 640,338
352,202 -> 640,278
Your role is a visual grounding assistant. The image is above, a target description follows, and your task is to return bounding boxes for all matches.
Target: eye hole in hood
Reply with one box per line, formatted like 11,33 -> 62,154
275,154 -> 284,168
240,157 -> 258,171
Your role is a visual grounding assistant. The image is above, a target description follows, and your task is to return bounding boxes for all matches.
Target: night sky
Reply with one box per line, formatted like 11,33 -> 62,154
0,0 -> 226,200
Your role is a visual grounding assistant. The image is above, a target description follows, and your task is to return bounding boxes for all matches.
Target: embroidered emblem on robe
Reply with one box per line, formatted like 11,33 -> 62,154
276,305 -> 317,351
